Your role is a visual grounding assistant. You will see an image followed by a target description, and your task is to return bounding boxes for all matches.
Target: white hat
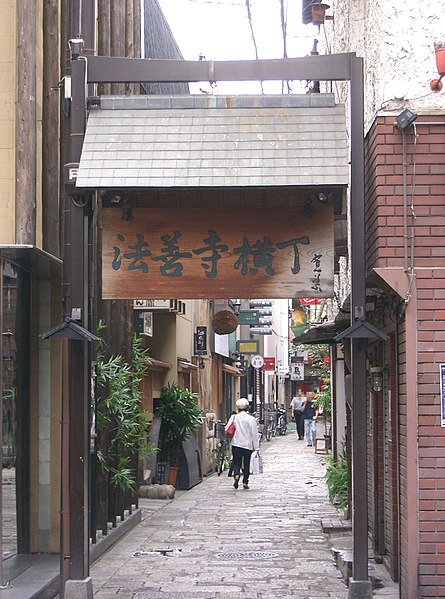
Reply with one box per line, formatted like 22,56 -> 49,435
236,398 -> 249,410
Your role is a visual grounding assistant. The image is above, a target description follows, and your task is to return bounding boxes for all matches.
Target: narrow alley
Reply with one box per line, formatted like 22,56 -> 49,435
88,431 -> 398,599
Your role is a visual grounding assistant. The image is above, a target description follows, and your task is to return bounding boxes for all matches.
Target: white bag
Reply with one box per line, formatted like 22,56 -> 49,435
250,451 -> 263,475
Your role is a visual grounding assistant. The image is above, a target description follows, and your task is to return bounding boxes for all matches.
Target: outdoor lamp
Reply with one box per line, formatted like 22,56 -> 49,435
430,41 -> 445,91
370,367 -> 384,392
316,191 -> 330,203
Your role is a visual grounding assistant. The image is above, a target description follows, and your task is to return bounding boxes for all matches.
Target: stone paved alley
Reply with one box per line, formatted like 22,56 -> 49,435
88,429 -> 399,599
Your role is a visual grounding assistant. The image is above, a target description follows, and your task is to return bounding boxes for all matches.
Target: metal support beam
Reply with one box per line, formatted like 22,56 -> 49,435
86,53 -> 357,84
348,55 -> 373,598
62,54 -> 91,594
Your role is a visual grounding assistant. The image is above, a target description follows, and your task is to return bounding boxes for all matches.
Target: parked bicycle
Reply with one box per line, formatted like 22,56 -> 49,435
214,421 -> 232,476
264,408 -> 277,441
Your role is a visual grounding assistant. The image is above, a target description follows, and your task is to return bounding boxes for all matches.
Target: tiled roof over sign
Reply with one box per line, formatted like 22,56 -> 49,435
76,94 -> 349,189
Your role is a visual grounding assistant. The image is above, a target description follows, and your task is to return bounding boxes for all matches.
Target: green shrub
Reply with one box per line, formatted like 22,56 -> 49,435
325,450 -> 349,508
155,383 -> 203,466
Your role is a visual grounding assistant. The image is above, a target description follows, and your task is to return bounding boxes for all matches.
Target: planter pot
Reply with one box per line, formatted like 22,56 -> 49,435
167,466 -> 179,487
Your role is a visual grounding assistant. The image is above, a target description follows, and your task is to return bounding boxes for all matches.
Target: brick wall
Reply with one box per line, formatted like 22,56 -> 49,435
365,115 -> 445,597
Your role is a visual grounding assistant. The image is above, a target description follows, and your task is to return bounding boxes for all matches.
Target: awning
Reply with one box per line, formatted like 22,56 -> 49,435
292,311 -> 350,345
178,359 -> 198,370
222,363 -> 243,376
146,358 -> 172,371
76,94 -> 349,189
0,245 -> 62,278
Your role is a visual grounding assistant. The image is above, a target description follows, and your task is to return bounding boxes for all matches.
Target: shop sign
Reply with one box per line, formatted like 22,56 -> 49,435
290,363 -> 304,381
251,355 -> 264,369
237,340 -> 259,355
102,203 -> 334,299
237,310 -> 260,325
262,357 -> 276,371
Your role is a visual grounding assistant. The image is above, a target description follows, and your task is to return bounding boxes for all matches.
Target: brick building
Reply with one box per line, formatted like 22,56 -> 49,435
364,115 -> 445,597
318,1 -> 445,596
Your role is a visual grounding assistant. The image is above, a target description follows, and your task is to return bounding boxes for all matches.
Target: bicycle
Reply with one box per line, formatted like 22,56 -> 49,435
264,408 -> 277,441
214,421 -> 232,476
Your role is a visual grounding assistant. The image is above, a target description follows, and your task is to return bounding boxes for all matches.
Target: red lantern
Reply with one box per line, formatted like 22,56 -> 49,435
431,42 -> 445,92
435,44 -> 445,77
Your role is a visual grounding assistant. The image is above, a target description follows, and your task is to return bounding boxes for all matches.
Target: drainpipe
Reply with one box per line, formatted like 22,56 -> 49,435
400,123 -> 419,598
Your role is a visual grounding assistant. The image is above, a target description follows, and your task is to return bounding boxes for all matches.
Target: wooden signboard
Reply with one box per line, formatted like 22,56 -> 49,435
102,202 -> 334,300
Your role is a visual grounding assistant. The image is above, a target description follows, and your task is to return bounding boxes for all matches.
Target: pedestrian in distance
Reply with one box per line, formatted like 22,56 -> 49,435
225,398 -> 259,490
301,391 -> 318,447
290,389 -> 306,440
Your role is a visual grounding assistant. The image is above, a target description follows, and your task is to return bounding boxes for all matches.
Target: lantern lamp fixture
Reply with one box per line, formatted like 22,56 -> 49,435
370,367 -> 384,392
430,41 -> 445,91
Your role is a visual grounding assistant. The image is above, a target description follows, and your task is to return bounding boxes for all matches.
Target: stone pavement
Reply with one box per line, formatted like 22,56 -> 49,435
89,430 -> 400,599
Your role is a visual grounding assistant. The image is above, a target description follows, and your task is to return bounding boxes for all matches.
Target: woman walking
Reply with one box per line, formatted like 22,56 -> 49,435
225,398 -> 260,489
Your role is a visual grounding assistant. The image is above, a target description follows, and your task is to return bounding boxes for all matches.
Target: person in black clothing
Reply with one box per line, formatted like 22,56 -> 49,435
290,391 -> 306,439
301,392 -> 318,446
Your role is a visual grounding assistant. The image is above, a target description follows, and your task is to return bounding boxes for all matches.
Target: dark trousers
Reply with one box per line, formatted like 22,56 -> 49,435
295,411 -> 304,439
231,445 -> 253,484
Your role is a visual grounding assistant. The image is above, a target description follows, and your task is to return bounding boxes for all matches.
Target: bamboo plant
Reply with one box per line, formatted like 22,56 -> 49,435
95,320 -> 157,492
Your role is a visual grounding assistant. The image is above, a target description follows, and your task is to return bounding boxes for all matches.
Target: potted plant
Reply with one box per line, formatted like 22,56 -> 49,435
155,383 -> 203,485
313,384 -> 332,448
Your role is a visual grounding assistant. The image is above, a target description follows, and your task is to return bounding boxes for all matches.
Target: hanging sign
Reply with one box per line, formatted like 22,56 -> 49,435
237,340 -> 259,355
194,326 -> 207,355
251,355 -> 264,369
262,357 -> 276,371
101,202 -> 334,300
290,363 -> 305,381
237,310 -> 260,325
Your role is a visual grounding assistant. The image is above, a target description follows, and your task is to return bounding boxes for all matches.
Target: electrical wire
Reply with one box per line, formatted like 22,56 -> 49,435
244,0 -> 264,94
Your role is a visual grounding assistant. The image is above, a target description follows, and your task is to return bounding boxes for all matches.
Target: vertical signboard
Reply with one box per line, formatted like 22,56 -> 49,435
194,326 -> 207,355
290,363 -> 304,381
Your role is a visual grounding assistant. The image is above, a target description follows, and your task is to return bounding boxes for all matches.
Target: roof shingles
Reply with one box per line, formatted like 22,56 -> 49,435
77,94 -> 349,188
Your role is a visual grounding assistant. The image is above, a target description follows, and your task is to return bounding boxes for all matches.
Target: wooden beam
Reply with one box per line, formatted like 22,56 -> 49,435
110,1 -> 126,95
42,0 -> 60,257
98,0 -> 111,95
16,0 -> 37,244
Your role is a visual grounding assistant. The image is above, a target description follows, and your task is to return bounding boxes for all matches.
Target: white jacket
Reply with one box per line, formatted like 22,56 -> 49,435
225,410 -> 259,451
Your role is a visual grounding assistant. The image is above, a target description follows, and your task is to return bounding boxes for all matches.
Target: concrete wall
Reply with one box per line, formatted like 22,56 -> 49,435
321,0 -> 444,131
